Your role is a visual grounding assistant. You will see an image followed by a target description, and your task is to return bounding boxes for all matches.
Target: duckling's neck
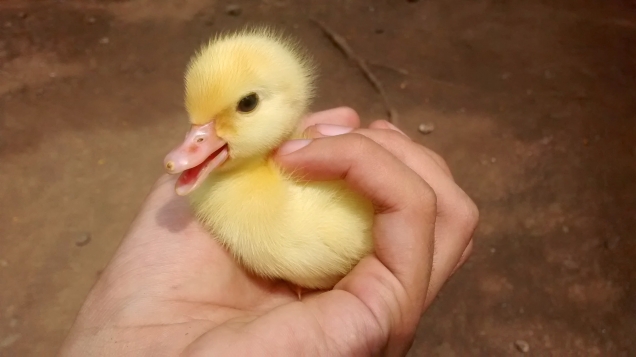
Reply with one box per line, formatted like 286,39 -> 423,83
190,153 -> 285,214
201,153 -> 282,191
220,154 -> 272,175
191,131 -> 304,204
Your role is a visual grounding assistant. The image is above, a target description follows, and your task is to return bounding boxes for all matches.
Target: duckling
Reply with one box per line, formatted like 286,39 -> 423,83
163,26 -> 374,293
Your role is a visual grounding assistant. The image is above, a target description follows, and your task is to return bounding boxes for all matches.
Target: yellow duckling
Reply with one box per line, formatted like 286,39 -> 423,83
163,26 -> 374,291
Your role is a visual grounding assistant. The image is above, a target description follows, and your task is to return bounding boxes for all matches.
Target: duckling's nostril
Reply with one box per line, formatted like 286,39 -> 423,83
166,161 -> 175,171
196,137 -> 205,143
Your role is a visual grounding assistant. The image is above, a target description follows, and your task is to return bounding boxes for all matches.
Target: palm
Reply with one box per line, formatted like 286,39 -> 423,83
88,175 -> 383,356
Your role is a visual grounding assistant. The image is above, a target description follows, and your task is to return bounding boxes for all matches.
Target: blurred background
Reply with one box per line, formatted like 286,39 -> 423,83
1,0 -> 635,355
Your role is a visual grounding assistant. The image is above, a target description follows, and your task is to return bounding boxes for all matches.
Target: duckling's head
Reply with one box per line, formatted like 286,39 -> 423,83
164,26 -> 316,195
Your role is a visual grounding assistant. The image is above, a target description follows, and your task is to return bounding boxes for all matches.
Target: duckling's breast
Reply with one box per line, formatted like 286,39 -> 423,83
189,161 -> 374,289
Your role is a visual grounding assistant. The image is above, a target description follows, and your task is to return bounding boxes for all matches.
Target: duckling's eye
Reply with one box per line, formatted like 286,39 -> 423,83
237,93 -> 259,113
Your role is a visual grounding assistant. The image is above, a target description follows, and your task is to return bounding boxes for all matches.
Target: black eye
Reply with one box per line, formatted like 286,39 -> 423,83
237,93 -> 259,113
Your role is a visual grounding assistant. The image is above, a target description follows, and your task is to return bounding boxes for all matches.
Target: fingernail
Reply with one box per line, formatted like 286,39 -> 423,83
315,124 -> 354,136
277,139 -> 312,155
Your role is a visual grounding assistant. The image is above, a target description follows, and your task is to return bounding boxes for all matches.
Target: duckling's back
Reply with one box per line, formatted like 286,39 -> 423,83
190,160 -> 374,289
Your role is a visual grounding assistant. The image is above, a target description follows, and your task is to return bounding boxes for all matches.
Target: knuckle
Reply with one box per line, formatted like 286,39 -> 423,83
411,182 -> 437,217
371,127 -> 410,152
457,195 -> 480,236
454,241 -> 474,273
369,119 -> 391,129
463,241 -> 474,258
437,158 -> 452,174
347,132 -> 377,153
384,127 -> 408,142
427,149 -> 451,173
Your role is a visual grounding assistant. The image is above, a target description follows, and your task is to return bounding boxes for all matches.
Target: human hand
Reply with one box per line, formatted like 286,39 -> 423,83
59,107 -> 478,357
300,116 -> 478,308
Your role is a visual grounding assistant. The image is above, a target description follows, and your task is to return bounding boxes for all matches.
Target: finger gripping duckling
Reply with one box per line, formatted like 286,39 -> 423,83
164,26 -> 374,293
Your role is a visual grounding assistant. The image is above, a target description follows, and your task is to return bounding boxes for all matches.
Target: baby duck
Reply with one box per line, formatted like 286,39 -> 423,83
164,26 -> 374,292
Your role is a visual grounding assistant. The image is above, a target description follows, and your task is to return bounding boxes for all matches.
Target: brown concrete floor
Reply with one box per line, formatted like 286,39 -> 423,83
1,0 -> 635,355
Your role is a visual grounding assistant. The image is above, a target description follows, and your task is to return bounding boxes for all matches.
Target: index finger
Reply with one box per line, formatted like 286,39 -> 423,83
296,107 -> 361,134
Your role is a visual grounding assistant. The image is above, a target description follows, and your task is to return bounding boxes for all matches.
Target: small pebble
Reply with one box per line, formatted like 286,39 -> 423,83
99,37 -> 109,44
501,72 -> 511,80
225,4 -> 242,16
562,225 -> 569,233
0,260 -> 7,267
400,81 -> 408,89
418,123 -> 435,135
375,28 -> 385,34
18,12 -> 28,19
9,318 -> 18,328
76,232 -> 92,247
491,157 -> 497,163
49,72 -> 56,78
490,248 -> 496,253
87,16 -> 96,23
514,340 -> 530,353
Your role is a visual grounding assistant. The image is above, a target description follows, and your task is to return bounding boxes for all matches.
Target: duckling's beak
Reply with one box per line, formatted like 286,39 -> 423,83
163,121 -> 229,196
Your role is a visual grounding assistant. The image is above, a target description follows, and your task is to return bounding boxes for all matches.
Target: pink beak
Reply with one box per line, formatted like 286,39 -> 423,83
164,121 -> 229,196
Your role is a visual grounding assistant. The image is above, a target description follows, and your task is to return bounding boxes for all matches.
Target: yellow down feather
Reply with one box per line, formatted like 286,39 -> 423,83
184,26 -> 374,289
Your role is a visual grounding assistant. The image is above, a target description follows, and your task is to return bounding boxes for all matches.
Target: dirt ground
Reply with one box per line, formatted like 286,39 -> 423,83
1,0 -> 635,355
